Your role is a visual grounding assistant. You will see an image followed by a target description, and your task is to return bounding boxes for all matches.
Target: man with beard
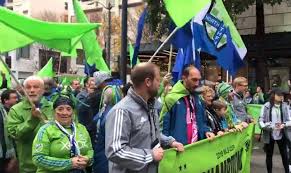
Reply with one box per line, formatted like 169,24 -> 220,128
70,79 -> 81,97
6,76 -> 53,173
105,63 -> 183,173
160,65 -> 215,145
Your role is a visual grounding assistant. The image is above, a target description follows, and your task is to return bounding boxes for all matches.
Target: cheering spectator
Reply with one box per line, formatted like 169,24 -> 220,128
32,96 -> 93,172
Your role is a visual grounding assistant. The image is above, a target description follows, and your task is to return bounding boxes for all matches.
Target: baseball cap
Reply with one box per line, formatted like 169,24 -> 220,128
93,71 -> 112,88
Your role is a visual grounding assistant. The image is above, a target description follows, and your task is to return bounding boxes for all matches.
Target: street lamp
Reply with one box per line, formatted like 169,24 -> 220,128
120,0 -> 128,84
88,0 -> 113,68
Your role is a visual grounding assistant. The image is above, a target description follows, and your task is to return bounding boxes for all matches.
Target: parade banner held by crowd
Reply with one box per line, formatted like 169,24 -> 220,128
159,124 -> 255,173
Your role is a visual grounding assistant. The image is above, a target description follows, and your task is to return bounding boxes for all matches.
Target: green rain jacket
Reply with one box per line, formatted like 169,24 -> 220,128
32,121 -> 93,173
6,98 -> 54,173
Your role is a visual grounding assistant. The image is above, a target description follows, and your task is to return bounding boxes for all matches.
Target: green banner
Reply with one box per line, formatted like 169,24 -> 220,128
247,104 -> 263,134
159,124 -> 255,173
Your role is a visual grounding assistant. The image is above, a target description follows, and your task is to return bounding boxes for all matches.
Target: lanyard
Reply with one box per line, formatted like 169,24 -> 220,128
55,120 -> 80,157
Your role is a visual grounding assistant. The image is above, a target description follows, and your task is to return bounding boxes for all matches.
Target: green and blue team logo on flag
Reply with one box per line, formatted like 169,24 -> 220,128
202,0 -> 247,56
190,0 -> 247,75
204,8 -> 228,49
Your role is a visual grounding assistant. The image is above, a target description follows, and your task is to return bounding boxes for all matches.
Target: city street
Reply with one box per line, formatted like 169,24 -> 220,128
251,138 -> 286,173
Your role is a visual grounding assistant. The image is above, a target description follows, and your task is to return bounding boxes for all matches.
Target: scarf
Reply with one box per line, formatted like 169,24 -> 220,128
184,96 -> 198,144
55,121 -> 80,157
160,81 -> 189,125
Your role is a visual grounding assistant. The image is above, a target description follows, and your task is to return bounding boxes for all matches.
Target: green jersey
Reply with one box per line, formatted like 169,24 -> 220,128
32,121 -> 93,173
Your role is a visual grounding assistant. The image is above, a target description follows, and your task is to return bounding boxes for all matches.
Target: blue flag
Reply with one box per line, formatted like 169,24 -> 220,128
170,22 -> 192,49
172,44 -> 201,83
132,8 -> 147,67
192,0 -> 246,75
170,21 -> 201,82
0,0 -> 4,6
84,62 -> 97,77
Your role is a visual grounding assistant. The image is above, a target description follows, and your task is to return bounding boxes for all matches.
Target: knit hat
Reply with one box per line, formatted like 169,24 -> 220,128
217,82 -> 234,99
53,96 -> 75,109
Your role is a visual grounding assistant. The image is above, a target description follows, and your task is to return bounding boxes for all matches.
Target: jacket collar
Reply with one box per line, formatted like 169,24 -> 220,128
127,87 -> 155,111
234,91 -> 244,99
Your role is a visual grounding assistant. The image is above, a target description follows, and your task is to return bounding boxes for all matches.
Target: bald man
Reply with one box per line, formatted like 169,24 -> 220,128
160,65 -> 215,145
105,63 -> 183,173
6,76 -> 54,173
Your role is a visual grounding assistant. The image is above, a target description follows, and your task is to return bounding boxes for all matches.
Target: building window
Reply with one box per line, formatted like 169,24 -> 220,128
5,55 -> 11,68
16,45 -> 30,59
39,49 -> 67,73
7,0 -> 13,3
76,49 -> 85,65
7,6 -> 13,10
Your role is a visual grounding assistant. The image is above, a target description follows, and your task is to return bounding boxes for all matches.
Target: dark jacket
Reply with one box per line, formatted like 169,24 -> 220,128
205,106 -> 223,135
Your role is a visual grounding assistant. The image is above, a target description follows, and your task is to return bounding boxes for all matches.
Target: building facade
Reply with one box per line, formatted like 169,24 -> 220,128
235,1 -> 291,91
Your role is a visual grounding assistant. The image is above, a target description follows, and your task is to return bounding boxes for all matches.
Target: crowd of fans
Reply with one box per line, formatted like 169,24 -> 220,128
0,63 -> 290,173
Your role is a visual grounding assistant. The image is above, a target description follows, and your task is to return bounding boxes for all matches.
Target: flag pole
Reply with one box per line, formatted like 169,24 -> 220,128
148,27 -> 178,62
226,70 -> 229,83
0,57 -> 47,122
58,56 -> 62,75
167,45 -> 173,73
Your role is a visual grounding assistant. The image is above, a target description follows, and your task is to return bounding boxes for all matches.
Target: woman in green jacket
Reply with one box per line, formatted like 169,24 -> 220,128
32,96 -> 93,173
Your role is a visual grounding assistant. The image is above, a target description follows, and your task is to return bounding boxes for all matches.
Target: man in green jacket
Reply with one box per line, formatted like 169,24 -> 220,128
6,76 -> 54,173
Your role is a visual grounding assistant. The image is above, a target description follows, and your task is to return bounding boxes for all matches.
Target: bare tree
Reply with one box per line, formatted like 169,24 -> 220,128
37,10 -> 60,22
127,6 -> 154,43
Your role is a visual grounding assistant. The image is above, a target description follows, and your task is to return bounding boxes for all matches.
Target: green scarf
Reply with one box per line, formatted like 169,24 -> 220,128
0,105 -> 15,159
160,81 -> 189,126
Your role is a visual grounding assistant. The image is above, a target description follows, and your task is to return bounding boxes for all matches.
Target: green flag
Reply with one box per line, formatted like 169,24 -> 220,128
37,57 -> 55,78
73,0 -> 110,72
0,7 -> 99,54
61,77 -> 70,86
128,43 -> 140,67
58,75 -> 84,86
61,40 -> 83,57
0,59 -> 11,88
164,0 -> 211,28
247,104 -> 263,134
